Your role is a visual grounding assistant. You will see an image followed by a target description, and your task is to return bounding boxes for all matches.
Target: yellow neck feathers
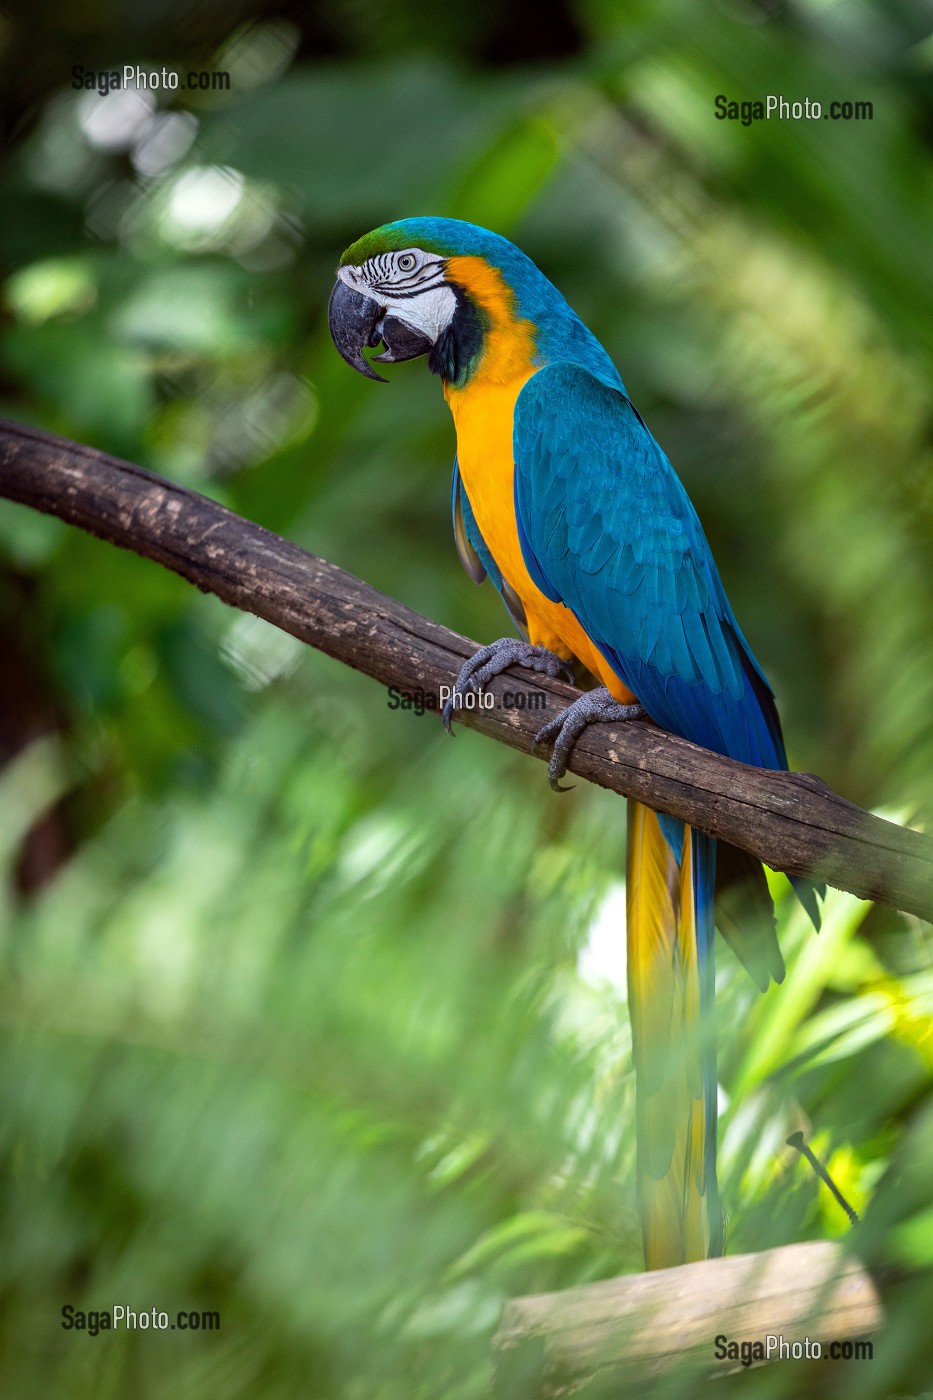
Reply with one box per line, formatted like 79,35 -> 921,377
443,255 -> 537,393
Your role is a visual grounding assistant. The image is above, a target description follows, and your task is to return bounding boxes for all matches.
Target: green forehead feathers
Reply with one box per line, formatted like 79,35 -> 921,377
340,224 -> 446,267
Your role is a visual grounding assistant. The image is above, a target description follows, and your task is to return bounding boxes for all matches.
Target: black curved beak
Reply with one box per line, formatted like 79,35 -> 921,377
328,279 -> 435,381
328,280 -> 387,382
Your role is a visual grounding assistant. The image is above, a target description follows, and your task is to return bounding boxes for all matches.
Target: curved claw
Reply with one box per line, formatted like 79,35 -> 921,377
442,684 -> 467,733
533,688 -> 646,790
442,695 -> 465,734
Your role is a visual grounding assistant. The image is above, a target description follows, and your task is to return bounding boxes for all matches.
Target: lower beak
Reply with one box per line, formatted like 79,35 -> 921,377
328,280 -> 435,380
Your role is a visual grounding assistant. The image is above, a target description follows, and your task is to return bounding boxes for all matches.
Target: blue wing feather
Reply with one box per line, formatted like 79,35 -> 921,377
452,456 -> 492,586
512,364 -> 787,772
513,364 -> 821,922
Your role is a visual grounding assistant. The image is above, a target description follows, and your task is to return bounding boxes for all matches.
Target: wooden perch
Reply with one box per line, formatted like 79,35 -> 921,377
492,1240 -> 883,1393
1,417 -> 931,919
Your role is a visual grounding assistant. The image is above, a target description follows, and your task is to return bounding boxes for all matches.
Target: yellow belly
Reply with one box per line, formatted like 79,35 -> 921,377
446,372 -> 636,703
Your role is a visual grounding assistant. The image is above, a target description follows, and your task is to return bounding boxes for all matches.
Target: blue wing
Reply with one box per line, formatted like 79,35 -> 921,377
512,364 -> 787,772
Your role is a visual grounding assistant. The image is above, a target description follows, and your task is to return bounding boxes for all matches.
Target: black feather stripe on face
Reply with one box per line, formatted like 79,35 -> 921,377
369,258 -> 447,297
428,283 -> 486,386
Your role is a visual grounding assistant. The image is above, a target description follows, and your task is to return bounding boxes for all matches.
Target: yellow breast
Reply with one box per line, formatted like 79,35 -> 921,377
446,374 -> 536,600
441,255 -> 634,700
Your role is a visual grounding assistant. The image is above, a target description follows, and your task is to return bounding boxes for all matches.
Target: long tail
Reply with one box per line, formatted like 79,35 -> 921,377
626,799 -> 722,1270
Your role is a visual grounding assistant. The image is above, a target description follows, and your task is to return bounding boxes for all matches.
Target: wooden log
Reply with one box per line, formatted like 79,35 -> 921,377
492,1241 -> 883,1394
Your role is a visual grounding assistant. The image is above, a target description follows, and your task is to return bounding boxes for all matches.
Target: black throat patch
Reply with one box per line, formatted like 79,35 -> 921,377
428,283 -> 486,387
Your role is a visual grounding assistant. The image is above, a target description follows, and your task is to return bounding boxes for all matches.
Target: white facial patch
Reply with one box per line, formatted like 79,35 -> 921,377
337,254 -> 457,344
384,283 -> 457,340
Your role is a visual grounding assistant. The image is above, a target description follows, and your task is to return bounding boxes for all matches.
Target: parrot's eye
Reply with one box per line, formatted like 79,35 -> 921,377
397,253 -> 416,271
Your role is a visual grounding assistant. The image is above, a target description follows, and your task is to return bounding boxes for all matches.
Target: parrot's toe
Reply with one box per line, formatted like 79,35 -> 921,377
442,638 -> 574,733
533,687 -> 646,791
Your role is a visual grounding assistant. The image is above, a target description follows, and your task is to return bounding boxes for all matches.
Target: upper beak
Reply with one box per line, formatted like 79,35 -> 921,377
328,279 -> 387,382
328,278 -> 435,381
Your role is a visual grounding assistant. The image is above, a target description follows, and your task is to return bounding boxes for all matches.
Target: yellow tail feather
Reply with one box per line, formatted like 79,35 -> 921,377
626,799 -> 717,1269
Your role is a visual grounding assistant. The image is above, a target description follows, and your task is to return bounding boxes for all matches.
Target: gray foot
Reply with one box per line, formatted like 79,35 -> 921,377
443,638 -> 574,733
533,687 -> 646,791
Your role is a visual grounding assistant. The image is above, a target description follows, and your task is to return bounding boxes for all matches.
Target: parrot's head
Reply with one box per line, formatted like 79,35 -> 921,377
328,217 -> 551,389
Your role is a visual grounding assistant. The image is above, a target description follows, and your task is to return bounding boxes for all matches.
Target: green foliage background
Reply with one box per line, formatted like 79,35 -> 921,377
0,1 -> 932,1394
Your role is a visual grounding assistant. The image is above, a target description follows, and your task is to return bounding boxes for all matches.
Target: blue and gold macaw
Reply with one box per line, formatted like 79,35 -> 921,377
329,218 -> 819,1270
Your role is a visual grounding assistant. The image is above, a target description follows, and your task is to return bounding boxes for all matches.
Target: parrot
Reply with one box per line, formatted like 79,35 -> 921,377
327,217 -> 820,1270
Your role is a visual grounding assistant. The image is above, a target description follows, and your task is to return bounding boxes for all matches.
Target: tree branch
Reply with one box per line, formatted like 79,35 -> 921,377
1,417 -> 931,920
